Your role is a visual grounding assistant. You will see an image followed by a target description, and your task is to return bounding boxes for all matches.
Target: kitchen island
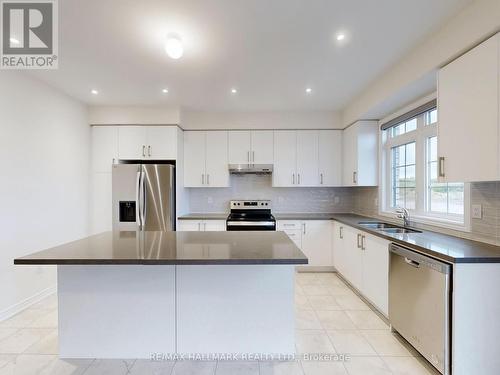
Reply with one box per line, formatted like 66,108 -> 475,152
15,231 -> 307,359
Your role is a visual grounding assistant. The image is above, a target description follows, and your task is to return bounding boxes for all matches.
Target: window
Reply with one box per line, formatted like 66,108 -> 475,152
381,105 -> 468,229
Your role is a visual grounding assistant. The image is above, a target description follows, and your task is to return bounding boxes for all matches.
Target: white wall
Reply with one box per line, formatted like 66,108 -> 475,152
342,0 -> 500,125
89,106 -> 180,125
0,72 -> 90,317
181,110 -> 341,130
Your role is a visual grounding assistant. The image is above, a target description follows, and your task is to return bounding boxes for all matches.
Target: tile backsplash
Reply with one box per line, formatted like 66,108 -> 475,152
351,183 -> 500,246
188,174 -> 354,213
188,175 -> 500,246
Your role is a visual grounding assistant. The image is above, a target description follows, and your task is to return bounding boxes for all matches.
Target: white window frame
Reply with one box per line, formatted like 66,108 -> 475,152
379,106 -> 470,232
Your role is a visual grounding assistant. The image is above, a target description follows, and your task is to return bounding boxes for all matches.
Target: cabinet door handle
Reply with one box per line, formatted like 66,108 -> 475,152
361,235 -> 366,250
292,173 -> 295,185
202,174 -> 205,185
198,222 -> 201,231
438,157 -> 445,177
207,174 -> 210,185
252,151 -> 255,163
142,145 -> 146,157
204,223 -> 207,231
353,171 -> 357,184
357,233 -> 361,248
148,145 -> 151,157
302,223 -> 306,235
339,226 -> 343,239
247,151 -> 250,162
320,173 -> 323,185
298,173 -> 301,185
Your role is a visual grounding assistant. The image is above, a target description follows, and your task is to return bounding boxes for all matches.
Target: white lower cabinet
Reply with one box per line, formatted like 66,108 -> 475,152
332,221 -> 390,316
361,233 -> 389,315
278,220 -> 332,267
177,220 -> 226,231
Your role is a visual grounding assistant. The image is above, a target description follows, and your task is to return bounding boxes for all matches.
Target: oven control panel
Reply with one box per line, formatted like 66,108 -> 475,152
230,200 -> 271,210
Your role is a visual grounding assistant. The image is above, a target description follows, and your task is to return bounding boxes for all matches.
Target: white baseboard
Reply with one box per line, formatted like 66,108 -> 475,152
0,285 -> 57,322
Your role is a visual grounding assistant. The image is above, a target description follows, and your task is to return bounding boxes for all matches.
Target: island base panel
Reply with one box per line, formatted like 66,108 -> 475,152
176,265 -> 295,355
57,264 -> 295,358
58,265 -> 176,358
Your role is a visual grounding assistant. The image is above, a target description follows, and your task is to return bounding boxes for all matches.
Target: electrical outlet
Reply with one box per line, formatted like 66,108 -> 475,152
472,204 -> 482,219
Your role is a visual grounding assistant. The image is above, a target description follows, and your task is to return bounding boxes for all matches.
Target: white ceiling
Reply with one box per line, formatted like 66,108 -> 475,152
30,0 -> 471,111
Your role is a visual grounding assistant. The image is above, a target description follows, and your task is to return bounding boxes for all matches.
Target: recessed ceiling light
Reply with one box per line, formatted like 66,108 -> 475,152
231,88 -> 238,94
336,33 -> 345,41
165,34 -> 183,59
162,88 -> 169,94
305,87 -> 312,94
9,37 -> 20,45
91,89 -> 99,95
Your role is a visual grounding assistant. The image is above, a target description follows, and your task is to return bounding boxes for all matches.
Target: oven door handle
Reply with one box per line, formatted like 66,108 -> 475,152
226,221 -> 276,226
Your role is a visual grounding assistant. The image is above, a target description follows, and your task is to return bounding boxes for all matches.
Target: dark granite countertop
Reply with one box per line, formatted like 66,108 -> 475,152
275,213 -> 338,220
178,213 -> 228,220
14,231 -> 308,265
176,211 -> 500,263
331,213 -> 500,264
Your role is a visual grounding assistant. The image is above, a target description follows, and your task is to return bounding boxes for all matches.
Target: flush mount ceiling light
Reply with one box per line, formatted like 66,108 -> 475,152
336,33 -> 345,41
231,88 -> 238,94
91,89 -> 99,95
165,34 -> 183,59
162,88 -> 169,93
305,87 -> 312,94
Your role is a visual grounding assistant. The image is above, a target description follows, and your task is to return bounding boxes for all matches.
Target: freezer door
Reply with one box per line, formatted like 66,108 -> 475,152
112,164 -> 141,231
142,164 -> 175,231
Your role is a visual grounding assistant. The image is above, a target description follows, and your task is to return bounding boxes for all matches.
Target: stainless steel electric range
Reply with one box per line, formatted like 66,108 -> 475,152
226,200 -> 276,231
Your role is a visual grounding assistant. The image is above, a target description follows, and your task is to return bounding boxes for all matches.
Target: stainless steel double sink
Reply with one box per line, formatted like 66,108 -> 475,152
357,221 -> 422,234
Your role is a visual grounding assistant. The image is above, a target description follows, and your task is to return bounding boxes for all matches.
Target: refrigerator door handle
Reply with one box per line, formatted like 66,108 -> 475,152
141,170 -> 147,229
136,171 -> 142,229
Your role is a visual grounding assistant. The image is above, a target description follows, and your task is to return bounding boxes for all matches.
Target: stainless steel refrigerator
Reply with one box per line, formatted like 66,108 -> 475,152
112,163 -> 175,231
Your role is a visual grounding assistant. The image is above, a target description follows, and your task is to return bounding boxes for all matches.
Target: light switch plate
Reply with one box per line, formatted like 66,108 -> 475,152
472,204 -> 482,219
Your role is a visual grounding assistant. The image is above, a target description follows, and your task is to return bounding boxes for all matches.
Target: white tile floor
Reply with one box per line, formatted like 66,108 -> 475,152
0,272 -> 439,375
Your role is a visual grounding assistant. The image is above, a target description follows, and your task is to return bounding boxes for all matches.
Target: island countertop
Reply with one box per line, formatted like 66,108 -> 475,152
14,231 -> 308,265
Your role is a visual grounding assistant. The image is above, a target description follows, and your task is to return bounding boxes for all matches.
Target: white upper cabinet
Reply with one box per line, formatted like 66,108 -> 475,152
228,131 -> 251,164
118,126 -> 177,160
91,126 -> 119,173
228,130 -> 274,164
438,33 -> 499,182
205,131 -> 229,187
296,130 -> 319,187
273,131 -> 297,187
274,130 -> 332,187
251,131 -> 274,164
184,131 -> 229,188
319,130 -> 342,186
184,131 -> 206,187
118,126 -> 147,159
342,121 -> 378,186
147,127 -> 177,159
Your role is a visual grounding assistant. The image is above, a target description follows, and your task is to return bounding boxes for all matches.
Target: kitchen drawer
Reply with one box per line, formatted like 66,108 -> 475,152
277,220 -> 302,230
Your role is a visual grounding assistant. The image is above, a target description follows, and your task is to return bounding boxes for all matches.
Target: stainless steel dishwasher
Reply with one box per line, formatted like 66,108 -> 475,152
389,243 -> 451,375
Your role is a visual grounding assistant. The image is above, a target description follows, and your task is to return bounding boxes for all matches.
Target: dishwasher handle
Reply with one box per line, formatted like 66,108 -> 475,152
404,257 -> 420,268
390,243 -> 451,274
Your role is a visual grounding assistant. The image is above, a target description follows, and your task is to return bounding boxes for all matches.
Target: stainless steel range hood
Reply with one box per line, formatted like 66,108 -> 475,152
228,164 -> 273,174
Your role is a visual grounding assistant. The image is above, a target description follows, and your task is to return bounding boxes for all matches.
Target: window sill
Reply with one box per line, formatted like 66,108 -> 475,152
378,210 -> 470,233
